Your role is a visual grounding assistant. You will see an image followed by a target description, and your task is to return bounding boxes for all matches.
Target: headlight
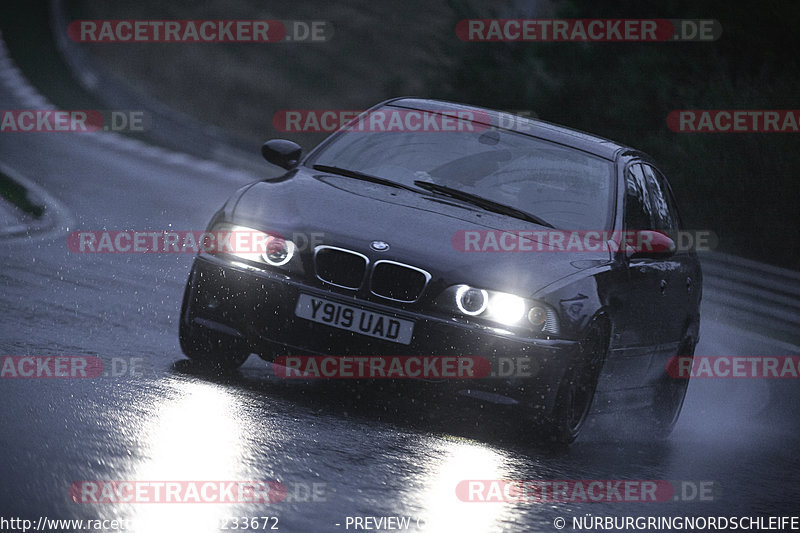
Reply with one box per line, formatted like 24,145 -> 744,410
485,292 -> 526,325
263,237 -> 295,266
455,285 -> 488,315
203,223 -> 301,273
437,284 -> 560,335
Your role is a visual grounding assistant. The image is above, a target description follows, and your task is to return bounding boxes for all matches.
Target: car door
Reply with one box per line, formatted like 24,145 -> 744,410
640,163 -> 694,344
615,163 -> 673,350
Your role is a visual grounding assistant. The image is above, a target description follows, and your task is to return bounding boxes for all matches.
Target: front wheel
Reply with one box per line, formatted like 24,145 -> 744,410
542,319 -> 610,444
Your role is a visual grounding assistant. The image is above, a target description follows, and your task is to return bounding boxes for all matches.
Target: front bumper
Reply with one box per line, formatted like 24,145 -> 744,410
181,254 -> 579,414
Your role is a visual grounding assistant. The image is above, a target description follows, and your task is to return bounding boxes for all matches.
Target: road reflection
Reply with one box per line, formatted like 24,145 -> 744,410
119,378 -> 253,532
417,437 -> 514,533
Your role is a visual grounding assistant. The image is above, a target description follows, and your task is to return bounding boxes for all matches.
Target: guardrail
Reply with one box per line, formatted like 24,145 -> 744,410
699,251 -> 800,343
47,0 -> 266,175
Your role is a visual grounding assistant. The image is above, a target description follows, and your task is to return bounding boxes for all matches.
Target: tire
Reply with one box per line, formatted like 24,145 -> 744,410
542,319 -> 610,444
649,339 -> 694,438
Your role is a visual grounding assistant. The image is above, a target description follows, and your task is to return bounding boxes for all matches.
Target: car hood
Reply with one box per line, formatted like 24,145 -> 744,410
230,168 -> 611,297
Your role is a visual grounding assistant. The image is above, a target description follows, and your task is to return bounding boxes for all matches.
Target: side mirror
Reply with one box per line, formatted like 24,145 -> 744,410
627,230 -> 677,259
261,139 -> 302,170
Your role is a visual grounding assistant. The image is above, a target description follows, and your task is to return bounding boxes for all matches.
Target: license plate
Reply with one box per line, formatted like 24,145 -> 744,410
294,293 -> 414,345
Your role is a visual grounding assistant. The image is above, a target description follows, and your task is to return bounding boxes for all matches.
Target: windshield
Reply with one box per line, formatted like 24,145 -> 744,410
307,110 -> 615,230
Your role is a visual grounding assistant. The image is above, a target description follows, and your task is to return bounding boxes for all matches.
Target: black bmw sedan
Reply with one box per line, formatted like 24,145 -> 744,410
179,98 -> 702,444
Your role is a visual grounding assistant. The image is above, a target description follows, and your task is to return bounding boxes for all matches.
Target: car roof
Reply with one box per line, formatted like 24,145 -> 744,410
381,97 -> 632,161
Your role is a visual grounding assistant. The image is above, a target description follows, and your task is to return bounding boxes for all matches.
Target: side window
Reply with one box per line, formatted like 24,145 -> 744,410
641,164 -> 678,231
624,164 -> 653,230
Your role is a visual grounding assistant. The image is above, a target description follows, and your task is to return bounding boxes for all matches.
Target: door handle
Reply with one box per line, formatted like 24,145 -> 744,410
659,279 -> 667,295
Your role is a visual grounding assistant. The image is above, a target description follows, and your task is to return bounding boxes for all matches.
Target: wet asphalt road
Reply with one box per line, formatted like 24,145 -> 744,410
1,86 -> 800,533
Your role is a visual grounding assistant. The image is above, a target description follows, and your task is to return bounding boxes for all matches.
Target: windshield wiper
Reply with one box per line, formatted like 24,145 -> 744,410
312,165 -> 420,194
413,180 -> 555,229
312,166 -> 554,228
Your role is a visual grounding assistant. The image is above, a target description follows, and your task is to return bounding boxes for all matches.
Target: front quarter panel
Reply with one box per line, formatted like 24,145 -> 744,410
533,262 -> 612,340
